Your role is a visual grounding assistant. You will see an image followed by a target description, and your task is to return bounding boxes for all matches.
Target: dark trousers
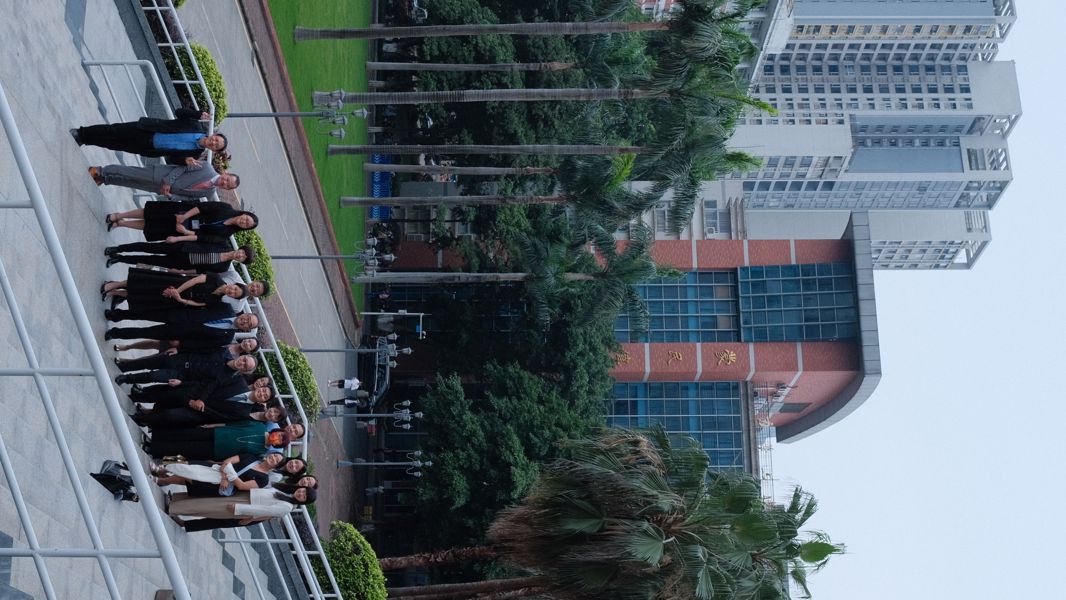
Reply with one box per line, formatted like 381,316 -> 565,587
182,518 -> 248,532
108,308 -> 182,324
134,407 -> 210,429
131,386 -> 189,408
124,369 -> 181,384
148,428 -> 214,459
77,123 -> 153,154
118,353 -> 174,372
113,242 -> 193,269
107,324 -> 172,341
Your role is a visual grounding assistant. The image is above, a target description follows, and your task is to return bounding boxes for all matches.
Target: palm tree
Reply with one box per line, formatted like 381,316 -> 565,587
375,428 -> 842,600
293,0 -> 766,41
368,61 -> 575,72
488,427 -> 844,600
363,164 -> 554,176
317,87 -> 661,105
296,21 -> 666,41
331,144 -> 640,156
341,195 -> 566,207
379,546 -> 499,572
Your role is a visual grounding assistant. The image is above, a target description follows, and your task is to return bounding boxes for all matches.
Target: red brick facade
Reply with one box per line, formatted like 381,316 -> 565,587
609,239 -> 862,428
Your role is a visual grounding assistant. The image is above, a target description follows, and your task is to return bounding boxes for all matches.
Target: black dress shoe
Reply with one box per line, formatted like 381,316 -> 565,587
104,309 -> 116,320
114,374 -> 129,385
110,296 -> 124,310
104,246 -> 117,256
105,257 -> 118,268
104,328 -> 115,341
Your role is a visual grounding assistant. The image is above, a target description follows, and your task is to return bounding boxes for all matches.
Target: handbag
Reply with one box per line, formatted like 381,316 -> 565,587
218,460 -> 260,497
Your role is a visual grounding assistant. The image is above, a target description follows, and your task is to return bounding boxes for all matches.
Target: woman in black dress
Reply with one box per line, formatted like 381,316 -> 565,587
104,200 -> 258,242
102,268 -> 246,309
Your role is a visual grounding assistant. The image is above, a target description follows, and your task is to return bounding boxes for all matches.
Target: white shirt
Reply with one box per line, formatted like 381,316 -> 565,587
233,488 -> 294,518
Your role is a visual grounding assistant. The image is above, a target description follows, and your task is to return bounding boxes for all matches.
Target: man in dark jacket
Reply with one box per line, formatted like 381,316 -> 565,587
131,373 -> 268,408
132,395 -> 284,429
104,312 -> 258,346
114,349 -> 255,391
104,302 -> 236,328
71,107 -> 227,163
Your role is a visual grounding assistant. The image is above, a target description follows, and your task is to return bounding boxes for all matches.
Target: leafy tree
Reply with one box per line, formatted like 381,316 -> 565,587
416,363 -> 604,548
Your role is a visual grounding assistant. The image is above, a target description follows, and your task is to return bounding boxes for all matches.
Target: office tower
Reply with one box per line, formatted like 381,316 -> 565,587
607,0 -> 1021,478
644,0 -> 1020,271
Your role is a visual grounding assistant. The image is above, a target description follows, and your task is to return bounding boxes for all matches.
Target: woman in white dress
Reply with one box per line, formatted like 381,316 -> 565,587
152,452 -> 284,495
166,486 -> 316,522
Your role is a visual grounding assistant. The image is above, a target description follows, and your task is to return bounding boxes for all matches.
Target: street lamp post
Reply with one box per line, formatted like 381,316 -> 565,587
337,451 -> 431,477
270,238 -> 395,262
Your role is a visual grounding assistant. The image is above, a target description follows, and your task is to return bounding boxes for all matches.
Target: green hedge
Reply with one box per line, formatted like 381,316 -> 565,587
260,341 -> 322,421
233,229 -> 274,295
165,42 -> 227,125
314,522 -> 387,600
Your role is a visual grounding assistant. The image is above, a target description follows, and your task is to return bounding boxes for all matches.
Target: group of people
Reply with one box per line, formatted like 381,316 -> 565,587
75,109 -> 320,531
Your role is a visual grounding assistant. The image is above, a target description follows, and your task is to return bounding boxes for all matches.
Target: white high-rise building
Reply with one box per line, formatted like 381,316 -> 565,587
639,0 -> 1021,270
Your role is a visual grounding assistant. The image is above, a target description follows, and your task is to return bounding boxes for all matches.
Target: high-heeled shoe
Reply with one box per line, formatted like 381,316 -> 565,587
99,283 -> 108,301
105,257 -> 118,268
104,213 -> 116,231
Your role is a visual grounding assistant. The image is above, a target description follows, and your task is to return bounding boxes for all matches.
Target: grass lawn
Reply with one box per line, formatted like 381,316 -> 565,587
267,0 -> 371,310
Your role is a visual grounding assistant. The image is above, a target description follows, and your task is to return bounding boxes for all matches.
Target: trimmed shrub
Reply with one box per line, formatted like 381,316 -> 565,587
233,229 -> 274,295
163,42 -> 228,125
260,342 -> 322,422
174,0 -> 187,7
314,522 -> 387,600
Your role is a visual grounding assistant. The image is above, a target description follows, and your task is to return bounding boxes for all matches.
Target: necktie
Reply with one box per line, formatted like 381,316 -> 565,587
191,178 -> 216,191
206,317 -> 233,327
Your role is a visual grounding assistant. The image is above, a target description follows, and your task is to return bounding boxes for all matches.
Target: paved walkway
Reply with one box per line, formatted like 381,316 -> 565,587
0,0 -> 353,597
175,0 -> 361,530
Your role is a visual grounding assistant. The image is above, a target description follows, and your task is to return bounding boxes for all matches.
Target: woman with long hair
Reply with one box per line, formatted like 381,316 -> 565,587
102,268 -> 246,309
167,486 -> 317,527
105,200 -> 257,242
152,452 -> 284,494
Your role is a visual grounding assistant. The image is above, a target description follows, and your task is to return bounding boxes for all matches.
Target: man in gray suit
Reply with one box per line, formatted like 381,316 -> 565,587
89,158 -> 239,199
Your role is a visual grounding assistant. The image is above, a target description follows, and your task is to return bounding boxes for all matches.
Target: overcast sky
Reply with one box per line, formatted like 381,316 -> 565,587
771,2 -> 1066,598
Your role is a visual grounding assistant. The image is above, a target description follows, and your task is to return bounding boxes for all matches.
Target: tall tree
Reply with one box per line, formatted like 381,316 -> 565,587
382,428 -> 843,600
368,61 -> 575,72
294,0 -> 767,41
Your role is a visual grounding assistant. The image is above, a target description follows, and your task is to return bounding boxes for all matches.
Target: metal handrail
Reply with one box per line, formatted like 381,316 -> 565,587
129,2 -> 345,596
0,80 -> 192,599
140,0 -> 216,130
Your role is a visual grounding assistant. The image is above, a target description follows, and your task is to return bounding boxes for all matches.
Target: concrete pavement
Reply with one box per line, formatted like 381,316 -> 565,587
174,0 -> 362,530
0,0 -> 348,596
